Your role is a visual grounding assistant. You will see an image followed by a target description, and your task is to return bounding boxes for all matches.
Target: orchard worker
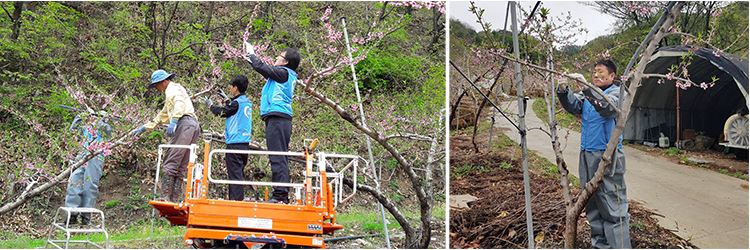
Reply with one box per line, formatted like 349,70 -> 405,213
64,113 -> 112,225
130,69 -> 201,202
243,41 -> 300,204
200,75 -> 253,201
557,59 -> 631,248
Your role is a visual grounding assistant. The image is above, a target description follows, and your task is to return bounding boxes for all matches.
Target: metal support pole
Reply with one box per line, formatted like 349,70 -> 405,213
510,2 -> 535,248
341,17 -> 392,248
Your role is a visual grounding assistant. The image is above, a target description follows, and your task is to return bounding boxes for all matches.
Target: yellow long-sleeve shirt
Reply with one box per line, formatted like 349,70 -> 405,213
144,82 -> 197,130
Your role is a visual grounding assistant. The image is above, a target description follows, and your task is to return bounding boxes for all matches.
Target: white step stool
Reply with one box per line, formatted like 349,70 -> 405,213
44,207 -> 109,249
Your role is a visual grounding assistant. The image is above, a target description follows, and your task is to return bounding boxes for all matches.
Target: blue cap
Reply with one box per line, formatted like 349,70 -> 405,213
149,69 -> 174,88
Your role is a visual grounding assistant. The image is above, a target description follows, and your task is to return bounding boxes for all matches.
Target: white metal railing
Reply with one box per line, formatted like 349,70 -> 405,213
207,149 -> 362,207
316,153 -> 360,207
207,149 -> 307,201
150,143 -> 362,208
153,144 -> 198,201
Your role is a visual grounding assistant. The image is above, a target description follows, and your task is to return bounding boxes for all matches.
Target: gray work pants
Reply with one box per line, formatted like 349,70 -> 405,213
162,115 -> 201,178
64,151 -> 104,221
160,115 -> 200,202
579,148 -> 632,249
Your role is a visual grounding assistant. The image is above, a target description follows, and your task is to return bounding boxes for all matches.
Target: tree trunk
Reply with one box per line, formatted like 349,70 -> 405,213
10,2 -> 23,41
449,89 -> 466,127
299,81 -> 434,248
342,179 -> 417,246
429,7 -> 443,55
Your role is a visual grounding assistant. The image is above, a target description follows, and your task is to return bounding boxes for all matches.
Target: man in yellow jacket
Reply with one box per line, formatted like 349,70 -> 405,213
130,69 -> 201,202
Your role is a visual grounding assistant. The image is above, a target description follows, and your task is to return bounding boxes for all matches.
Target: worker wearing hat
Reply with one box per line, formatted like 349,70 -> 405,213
130,69 -> 201,202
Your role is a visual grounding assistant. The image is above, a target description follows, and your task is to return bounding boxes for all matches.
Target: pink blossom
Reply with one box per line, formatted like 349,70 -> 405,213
222,42 -> 244,59
352,37 -> 365,45
242,4 -> 262,43
319,6 -> 343,42
254,43 -> 269,54
86,141 -> 114,156
712,50 -> 722,57
665,73 -> 673,80
32,123 -> 44,133
623,2 -> 655,16
387,1 -> 446,13
675,80 -> 690,90
699,82 -> 709,90
350,104 -> 358,112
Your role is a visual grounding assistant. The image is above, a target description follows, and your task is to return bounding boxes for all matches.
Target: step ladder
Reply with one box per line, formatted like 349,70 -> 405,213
44,207 -> 109,249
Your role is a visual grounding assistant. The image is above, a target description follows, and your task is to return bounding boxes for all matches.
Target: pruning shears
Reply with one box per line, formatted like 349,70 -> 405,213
218,89 -> 230,101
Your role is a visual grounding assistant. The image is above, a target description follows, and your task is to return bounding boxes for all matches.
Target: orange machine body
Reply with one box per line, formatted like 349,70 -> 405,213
149,140 -> 345,248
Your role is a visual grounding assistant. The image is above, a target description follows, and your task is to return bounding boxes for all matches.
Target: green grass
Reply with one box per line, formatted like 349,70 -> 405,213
499,162 -> 513,170
104,199 -> 120,209
337,206 -> 402,233
730,172 -> 749,180
630,222 -> 646,230
452,164 -> 492,177
531,98 -> 581,132
492,131 -> 517,150
0,219 -> 184,249
337,203 -> 445,234
666,147 -> 681,157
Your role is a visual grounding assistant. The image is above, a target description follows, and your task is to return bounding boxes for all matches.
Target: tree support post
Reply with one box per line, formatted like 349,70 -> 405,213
510,2 -> 535,248
341,17 -> 392,248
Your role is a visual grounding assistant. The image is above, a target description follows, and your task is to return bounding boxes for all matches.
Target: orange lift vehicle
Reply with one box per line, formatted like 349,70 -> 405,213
148,137 -> 361,248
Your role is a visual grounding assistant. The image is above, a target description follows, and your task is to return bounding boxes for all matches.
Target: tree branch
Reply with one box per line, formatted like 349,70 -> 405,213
341,179 -> 416,244
299,80 -> 430,248
384,133 -> 434,142
564,2 -> 684,248
1,4 -> 13,21
486,50 -> 621,114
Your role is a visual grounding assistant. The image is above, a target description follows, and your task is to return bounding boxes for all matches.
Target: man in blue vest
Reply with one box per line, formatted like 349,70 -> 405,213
201,75 -> 253,201
558,59 -> 631,248
243,41 -> 300,204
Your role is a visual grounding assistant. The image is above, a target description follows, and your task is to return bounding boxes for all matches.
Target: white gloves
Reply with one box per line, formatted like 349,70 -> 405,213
244,41 -> 255,56
567,73 -> 588,84
199,96 -> 214,107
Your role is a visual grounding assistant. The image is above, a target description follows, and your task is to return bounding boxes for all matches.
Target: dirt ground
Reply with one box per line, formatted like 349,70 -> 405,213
449,133 -> 696,249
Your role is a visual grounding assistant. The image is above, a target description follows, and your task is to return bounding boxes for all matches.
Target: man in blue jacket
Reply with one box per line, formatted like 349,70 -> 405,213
558,59 -> 631,248
202,75 -> 253,201
243,41 -> 300,204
